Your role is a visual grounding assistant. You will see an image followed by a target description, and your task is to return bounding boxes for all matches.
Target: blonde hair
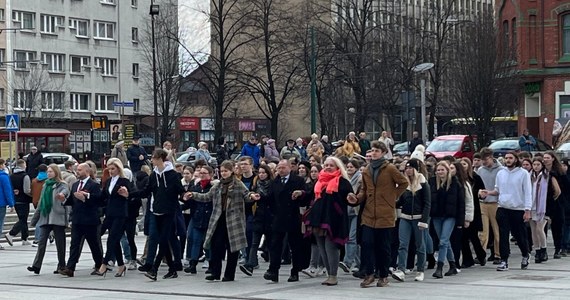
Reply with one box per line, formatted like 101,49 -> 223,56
85,160 -> 98,180
323,156 -> 349,180
406,169 -> 423,195
48,164 -> 64,182
106,157 -> 126,178
141,164 -> 151,175
436,161 -> 453,191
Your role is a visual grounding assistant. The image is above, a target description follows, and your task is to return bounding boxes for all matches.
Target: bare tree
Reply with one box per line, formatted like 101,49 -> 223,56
450,8 -> 521,146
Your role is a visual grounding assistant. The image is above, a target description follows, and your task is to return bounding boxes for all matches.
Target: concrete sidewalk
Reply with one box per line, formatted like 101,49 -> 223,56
1,235 -> 570,299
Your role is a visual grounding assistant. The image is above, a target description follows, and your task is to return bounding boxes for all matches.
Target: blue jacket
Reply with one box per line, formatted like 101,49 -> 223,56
0,171 -> 14,207
518,135 -> 537,152
240,142 -> 261,167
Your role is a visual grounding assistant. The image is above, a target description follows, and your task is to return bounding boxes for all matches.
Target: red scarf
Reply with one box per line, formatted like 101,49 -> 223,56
314,169 -> 341,200
200,179 -> 211,190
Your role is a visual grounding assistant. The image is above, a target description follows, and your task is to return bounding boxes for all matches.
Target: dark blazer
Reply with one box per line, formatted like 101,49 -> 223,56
268,173 -> 308,233
102,177 -> 133,218
64,178 -> 104,225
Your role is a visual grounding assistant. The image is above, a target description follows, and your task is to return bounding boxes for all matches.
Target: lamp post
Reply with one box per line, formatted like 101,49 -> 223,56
412,63 -> 434,143
150,2 -> 160,148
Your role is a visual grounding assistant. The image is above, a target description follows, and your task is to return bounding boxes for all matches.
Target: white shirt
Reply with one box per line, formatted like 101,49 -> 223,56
77,178 -> 88,192
495,167 -> 532,211
108,175 -> 119,194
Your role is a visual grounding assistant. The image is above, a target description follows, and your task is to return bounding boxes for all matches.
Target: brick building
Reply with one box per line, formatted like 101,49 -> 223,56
498,0 -> 570,145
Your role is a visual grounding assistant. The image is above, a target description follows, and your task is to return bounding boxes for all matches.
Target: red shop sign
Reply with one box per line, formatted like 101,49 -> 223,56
178,117 -> 200,130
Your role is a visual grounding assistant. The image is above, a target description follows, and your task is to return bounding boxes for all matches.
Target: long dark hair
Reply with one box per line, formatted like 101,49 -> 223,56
544,150 -> 565,175
453,161 -> 468,186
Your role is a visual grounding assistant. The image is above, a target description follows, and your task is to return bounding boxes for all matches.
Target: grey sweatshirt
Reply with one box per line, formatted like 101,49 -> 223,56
476,160 -> 505,203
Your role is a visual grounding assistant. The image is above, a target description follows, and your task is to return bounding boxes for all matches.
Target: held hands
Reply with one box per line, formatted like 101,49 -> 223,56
183,192 -> 193,201
347,193 -> 358,204
250,193 -> 261,201
523,210 -> 531,222
139,154 -> 145,161
13,189 -> 19,196
118,186 -> 129,198
464,221 -> 470,228
55,193 -> 66,202
291,190 -> 303,200
478,189 -> 488,199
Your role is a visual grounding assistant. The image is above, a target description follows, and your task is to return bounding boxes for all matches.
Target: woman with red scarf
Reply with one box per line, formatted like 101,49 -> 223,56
305,156 -> 354,286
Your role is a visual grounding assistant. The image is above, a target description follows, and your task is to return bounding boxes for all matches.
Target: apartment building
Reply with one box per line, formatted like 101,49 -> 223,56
0,0 -> 152,156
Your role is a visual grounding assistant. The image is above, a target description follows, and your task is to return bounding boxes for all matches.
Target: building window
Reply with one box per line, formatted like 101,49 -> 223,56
0,9 -> 5,21
70,93 -> 90,111
14,90 -> 33,110
132,27 -> 138,42
70,56 -> 90,74
563,15 -> 570,55
502,20 -> 509,54
133,98 -> 140,113
41,92 -> 64,111
95,94 -> 116,111
14,50 -> 36,70
69,18 -> 89,37
132,63 -> 139,77
94,21 -> 115,40
40,14 -> 64,34
101,0 -> 116,4
42,53 -> 65,72
12,11 -> 35,30
131,0 -> 138,8
0,89 -> 4,109
0,49 -> 4,65
511,18 -> 517,50
94,57 -> 116,76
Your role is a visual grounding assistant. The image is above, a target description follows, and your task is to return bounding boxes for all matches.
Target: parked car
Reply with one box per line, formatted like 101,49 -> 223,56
425,135 -> 478,160
176,149 -> 218,169
555,141 -> 570,160
488,137 -> 552,158
23,153 -> 78,171
393,142 -> 410,156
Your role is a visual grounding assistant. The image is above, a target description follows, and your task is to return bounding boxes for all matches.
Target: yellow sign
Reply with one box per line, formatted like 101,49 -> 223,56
0,141 -> 16,159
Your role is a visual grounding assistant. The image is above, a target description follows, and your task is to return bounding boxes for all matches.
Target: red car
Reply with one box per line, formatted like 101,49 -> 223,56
425,135 -> 478,160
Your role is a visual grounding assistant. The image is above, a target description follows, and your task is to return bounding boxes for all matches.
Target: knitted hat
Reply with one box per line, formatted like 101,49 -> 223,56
406,158 -> 420,172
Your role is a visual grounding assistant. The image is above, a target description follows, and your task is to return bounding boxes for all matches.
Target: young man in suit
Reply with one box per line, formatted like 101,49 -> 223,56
263,159 -> 309,283
60,163 -> 104,277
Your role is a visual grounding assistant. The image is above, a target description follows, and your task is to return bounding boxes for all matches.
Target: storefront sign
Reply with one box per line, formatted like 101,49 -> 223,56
239,120 -> 256,131
179,117 -> 200,130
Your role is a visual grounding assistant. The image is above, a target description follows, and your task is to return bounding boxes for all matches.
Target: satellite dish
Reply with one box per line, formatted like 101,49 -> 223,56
412,63 -> 434,72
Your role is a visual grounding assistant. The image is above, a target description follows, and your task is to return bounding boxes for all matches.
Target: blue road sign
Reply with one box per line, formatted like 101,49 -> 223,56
5,114 -> 19,132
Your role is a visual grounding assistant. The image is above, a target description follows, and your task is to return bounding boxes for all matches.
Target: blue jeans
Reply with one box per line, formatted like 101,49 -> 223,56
190,226 -> 208,261
120,233 -> 132,261
144,213 -> 159,267
398,219 -> 426,272
563,224 -> 570,251
432,217 -> 456,263
424,229 -> 434,254
0,206 -> 6,237
343,215 -> 360,268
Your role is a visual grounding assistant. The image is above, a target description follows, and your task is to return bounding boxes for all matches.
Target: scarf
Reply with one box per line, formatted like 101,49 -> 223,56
38,178 -> 58,217
256,179 -> 271,197
314,169 -> 341,200
350,171 -> 361,192
369,157 -> 386,183
532,172 -> 548,221
36,171 -> 48,181
220,176 -> 233,211
200,179 -> 211,190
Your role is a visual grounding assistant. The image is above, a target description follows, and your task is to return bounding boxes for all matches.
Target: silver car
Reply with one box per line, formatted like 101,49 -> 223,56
556,142 -> 570,160
23,153 -> 78,171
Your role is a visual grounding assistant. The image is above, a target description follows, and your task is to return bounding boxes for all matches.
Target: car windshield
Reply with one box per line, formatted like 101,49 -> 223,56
558,143 -> 570,151
393,143 -> 407,151
426,140 -> 462,152
489,140 -> 519,150
177,153 -> 190,161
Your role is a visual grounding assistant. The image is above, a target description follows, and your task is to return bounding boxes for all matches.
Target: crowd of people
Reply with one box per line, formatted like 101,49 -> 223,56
0,131 -> 568,289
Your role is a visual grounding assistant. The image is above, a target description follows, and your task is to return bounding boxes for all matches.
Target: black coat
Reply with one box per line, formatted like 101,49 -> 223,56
268,174 -> 309,233
252,179 -> 273,233
429,176 -> 465,226
126,145 -> 147,173
102,177 -> 133,218
26,152 -> 42,179
136,169 -> 185,215
469,173 -> 485,231
397,181 -> 431,223
188,181 -> 213,229
65,178 -> 104,225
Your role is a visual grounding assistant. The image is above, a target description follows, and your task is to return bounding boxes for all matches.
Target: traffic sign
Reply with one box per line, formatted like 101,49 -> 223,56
5,114 -> 19,132
113,102 -> 134,107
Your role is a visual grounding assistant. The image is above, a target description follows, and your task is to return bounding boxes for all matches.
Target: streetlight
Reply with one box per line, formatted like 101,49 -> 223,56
150,2 -> 160,148
412,63 -> 434,143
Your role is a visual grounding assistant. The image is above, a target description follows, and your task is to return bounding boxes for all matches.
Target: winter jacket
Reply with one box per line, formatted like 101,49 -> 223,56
138,161 -> 185,215
429,176 -> 466,225
35,182 -> 70,227
397,174 -> 431,223
0,171 -> 15,208
240,142 -> 261,167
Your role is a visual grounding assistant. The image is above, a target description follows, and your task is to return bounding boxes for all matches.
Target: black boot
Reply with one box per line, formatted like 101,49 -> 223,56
535,249 -> 543,263
541,248 -> 548,262
432,262 -> 444,279
184,260 -> 197,274
444,261 -> 458,276
427,253 -> 436,269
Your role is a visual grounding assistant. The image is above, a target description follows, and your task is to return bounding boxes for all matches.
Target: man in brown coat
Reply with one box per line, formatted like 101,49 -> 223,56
348,141 -> 408,288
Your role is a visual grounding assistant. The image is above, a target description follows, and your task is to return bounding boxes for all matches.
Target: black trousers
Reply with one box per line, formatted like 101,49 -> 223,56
497,208 -> 529,262
269,229 -> 305,275
361,226 -> 392,278
9,203 -> 30,240
124,216 -> 138,260
67,224 -> 103,271
549,208 -> 565,252
210,215 -> 239,280
102,217 -> 126,266
461,225 -> 487,265
451,227 -> 463,265
151,214 -> 177,273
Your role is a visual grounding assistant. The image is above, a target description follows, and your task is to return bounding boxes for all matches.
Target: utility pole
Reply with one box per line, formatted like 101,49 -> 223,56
310,27 -> 317,134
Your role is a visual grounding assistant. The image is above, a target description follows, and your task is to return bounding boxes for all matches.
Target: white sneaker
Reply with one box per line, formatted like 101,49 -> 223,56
391,269 -> 405,282
404,269 -> 413,275
202,260 -> 209,269
350,266 -> 359,272
32,241 -> 38,247
5,234 -> 13,246
128,260 -> 138,270
414,272 -> 424,282
22,240 -> 31,246
316,267 -> 326,277
302,267 -> 317,278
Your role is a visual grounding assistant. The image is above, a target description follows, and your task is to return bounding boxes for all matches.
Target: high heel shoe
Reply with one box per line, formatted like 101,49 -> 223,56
115,265 -> 127,277
93,264 -> 108,277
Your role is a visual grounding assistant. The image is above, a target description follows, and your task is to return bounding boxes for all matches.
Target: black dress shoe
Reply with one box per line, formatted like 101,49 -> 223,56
263,271 -> 279,282
163,271 -> 178,279
205,275 -> 220,281
221,277 -> 234,282
144,271 -> 157,281
138,264 -> 152,272
287,274 -> 299,282
59,268 -> 74,277
27,266 -> 40,274
352,270 -> 365,279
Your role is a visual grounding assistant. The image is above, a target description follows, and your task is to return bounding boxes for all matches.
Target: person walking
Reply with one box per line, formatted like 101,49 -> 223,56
339,159 -> 362,274
240,136 -> 261,168
6,159 -> 32,246
519,129 -> 537,152
0,158 -> 15,250
27,164 -> 70,274
127,135 -> 148,173
378,131 -> 394,160
26,146 -> 42,179
184,160 -> 259,282
347,141 -> 408,288
111,141 -> 128,167
542,151 -> 567,259
480,151 -> 532,271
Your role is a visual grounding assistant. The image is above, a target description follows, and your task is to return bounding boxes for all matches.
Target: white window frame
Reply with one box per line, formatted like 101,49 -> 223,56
101,0 -> 116,4
133,98 -> 140,113
95,94 -> 116,112
70,55 -> 90,74
42,53 -> 65,73
0,9 -> 5,22
131,0 -> 138,8
132,27 -> 138,42
14,50 -> 36,70
69,18 -> 89,38
41,91 -> 64,111
94,21 -> 115,40
70,93 -> 90,111
40,14 -> 64,34
94,57 -> 116,76
14,90 -> 33,110
12,11 -> 35,30
132,63 -> 139,78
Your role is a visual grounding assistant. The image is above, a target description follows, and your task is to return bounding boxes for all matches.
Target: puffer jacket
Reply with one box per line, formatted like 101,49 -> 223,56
429,176 -> 465,226
397,174 -> 431,223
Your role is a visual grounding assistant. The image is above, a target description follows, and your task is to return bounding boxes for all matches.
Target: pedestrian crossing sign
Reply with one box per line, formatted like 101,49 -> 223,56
5,114 -> 19,132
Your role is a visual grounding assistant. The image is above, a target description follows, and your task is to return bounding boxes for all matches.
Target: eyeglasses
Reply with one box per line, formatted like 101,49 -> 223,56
199,172 -> 209,175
